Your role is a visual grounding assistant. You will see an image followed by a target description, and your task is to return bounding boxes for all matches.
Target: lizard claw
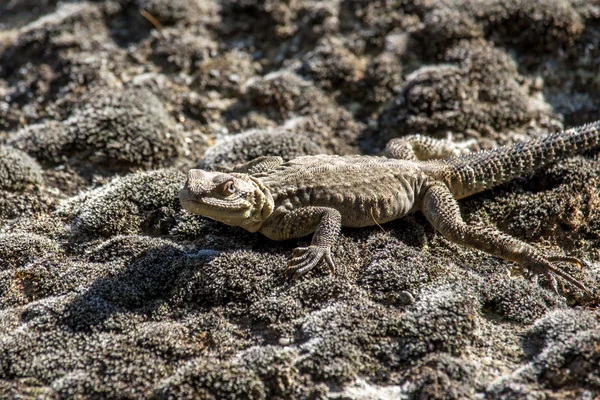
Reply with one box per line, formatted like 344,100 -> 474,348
287,246 -> 336,279
525,257 -> 589,295
548,256 -> 584,269
525,270 -> 539,286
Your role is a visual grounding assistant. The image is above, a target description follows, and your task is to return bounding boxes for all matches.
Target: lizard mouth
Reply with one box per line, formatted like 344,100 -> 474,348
179,190 -> 201,208
179,197 -> 202,210
179,192 -> 250,214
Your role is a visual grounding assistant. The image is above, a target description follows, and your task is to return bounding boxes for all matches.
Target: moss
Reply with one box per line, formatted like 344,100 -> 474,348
63,241 -> 187,330
470,0 -> 584,50
533,331 -> 600,390
138,0 -> 201,25
393,287 -> 479,361
1,1 -> 600,398
60,169 -> 185,238
247,295 -> 304,324
0,147 -> 50,223
295,287 -> 478,384
149,27 -> 219,73
193,50 -> 256,97
478,278 -> 565,324
489,309 -> 600,395
522,309 -> 599,357
358,233 -> 447,301
0,233 -> 59,271
169,250 -> 286,306
0,310 -> 196,398
357,52 -> 403,107
152,358 -> 265,400
10,88 -> 184,171
0,145 -> 42,191
299,37 -> 366,90
198,120 -> 326,170
415,8 -> 483,54
296,299 -> 390,383
338,0 -> 417,49
243,71 -> 362,154
404,354 -> 477,400
378,39 -> 541,144
1,2 -> 105,70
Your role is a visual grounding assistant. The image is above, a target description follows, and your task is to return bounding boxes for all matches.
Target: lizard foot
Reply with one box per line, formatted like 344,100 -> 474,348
287,246 -> 336,280
524,257 -> 588,295
444,133 -> 479,156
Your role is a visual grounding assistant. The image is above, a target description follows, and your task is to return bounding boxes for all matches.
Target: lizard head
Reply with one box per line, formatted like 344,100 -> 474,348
179,169 -> 274,232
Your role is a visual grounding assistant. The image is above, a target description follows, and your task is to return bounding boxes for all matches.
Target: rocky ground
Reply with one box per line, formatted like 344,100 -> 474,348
1,0 -> 600,398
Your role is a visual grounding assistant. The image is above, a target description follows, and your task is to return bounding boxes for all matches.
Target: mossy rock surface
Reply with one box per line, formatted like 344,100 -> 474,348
1,0 -> 599,398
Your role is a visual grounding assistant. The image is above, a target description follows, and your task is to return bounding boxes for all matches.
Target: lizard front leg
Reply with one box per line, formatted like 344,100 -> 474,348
261,207 -> 342,279
420,183 -> 588,294
386,134 -> 477,160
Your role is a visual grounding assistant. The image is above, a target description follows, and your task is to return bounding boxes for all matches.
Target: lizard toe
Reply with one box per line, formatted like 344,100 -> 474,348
293,258 -> 322,280
324,251 -> 336,276
527,272 -> 539,286
288,255 -> 317,274
287,246 -> 333,279
543,270 -> 560,295
288,248 -> 311,266
524,257 -> 589,295
548,256 -> 584,269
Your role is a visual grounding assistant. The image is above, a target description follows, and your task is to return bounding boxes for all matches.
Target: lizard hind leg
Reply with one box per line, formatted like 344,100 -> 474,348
385,134 -> 477,161
420,183 -> 589,294
228,156 -> 284,174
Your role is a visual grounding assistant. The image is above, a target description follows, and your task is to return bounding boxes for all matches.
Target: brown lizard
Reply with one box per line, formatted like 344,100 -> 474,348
179,121 -> 600,293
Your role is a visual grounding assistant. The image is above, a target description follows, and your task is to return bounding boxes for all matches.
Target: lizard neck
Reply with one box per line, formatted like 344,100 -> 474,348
238,175 -> 274,233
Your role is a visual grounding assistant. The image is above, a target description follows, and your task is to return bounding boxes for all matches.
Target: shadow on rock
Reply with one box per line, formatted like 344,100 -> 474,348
61,243 -> 201,331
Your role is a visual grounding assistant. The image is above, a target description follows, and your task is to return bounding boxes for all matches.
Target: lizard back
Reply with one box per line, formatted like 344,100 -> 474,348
253,155 -> 427,227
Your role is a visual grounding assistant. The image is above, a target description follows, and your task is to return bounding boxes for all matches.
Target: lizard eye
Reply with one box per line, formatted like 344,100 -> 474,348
222,180 -> 236,196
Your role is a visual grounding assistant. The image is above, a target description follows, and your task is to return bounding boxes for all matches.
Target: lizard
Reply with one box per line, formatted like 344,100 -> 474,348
179,121 -> 600,294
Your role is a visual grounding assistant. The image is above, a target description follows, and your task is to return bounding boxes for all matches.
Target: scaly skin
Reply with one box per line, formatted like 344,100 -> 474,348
180,121 -> 600,293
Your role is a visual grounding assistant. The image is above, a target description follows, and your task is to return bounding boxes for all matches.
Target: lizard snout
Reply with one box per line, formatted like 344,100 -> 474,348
180,169 -> 211,202
187,168 -> 208,182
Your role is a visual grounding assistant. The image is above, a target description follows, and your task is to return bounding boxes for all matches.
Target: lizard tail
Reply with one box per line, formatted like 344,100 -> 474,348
443,120 -> 600,198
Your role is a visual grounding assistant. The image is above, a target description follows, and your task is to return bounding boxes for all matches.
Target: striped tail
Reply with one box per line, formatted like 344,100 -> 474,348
442,121 -> 600,198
